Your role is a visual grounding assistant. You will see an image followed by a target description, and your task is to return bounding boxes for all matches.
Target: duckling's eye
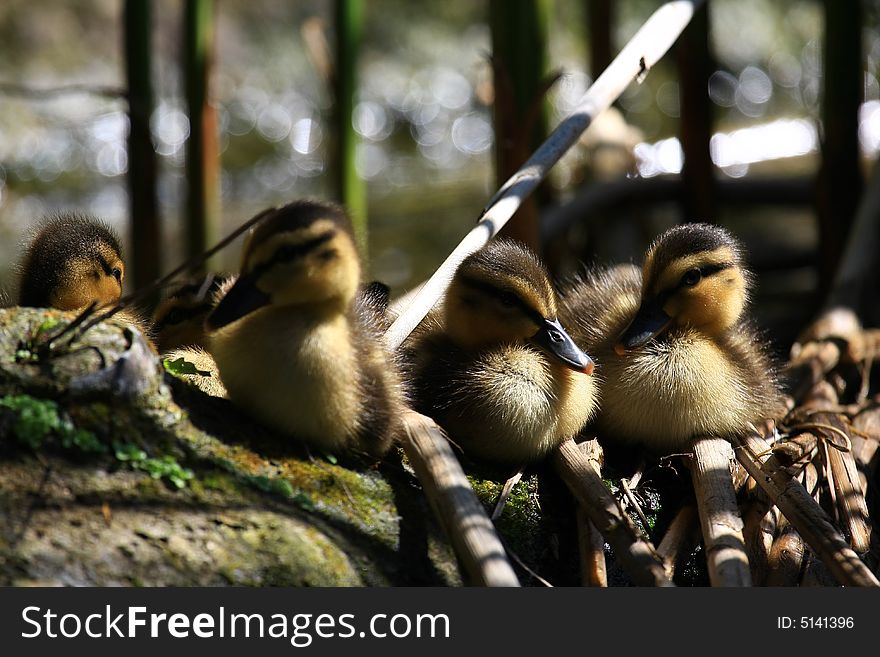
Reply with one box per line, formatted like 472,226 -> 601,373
499,291 -> 518,307
161,307 -> 189,326
682,268 -> 702,287
112,268 -> 122,282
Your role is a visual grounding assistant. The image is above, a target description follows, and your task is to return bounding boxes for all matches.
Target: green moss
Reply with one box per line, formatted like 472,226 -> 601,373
469,474 -> 545,564
114,442 -> 194,489
0,308 -> 462,586
0,394 -> 106,454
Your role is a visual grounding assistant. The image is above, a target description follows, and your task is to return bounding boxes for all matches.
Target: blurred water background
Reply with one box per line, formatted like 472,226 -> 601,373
1,1 -> 878,344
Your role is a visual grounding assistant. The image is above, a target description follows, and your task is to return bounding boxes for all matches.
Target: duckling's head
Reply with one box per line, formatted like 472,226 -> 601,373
206,199 -> 360,329
18,214 -> 124,311
444,239 -> 594,374
153,272 -> 234,352
616,223 -> 750,353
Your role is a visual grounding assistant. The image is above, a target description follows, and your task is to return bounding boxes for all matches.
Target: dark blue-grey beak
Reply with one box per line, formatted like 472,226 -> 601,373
206,273 -> 271,330
615,297 -> 671,355
531,318 -> 594,374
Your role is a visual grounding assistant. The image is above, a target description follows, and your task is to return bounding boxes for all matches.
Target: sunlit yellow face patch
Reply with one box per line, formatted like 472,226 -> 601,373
649,246 -> 736,296
49,244 -> 124,311
444,278 -> 543,349
645,245 -> 747,335
244,218 -> 360,307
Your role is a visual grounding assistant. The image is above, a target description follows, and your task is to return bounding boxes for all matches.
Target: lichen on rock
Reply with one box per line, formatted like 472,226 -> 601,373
0,306 -> 463,586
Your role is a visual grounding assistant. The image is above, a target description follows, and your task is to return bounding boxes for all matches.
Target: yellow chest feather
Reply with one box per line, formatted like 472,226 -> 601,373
598,333 -> 751,449
209,307 -> 362,451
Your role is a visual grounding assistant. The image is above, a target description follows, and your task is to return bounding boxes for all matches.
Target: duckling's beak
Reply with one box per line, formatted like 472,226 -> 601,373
531,318 -> 595,374
205,273 -> 270,330
615,298 -> 671,354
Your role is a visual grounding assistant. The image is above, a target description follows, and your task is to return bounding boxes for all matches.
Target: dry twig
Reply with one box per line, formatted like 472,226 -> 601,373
656,504 -> 700,580
552,439 -> 673,586
576,510 -> 608,587
731,431 -> 879,586
689,436 -> 752,586
401,411 -> 520,586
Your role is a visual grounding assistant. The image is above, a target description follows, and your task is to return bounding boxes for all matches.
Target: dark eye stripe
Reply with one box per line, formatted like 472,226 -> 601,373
458,274 -> 545,324
249,231 -> 336,279
95,252 -> 113,277
674,261 -> 732,290
154,305 -> 207,330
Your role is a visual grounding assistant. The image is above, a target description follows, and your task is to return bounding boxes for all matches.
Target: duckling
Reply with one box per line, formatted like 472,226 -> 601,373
152,272 -> 236,353
205,199 -> 405,456
559,223 -> 786,452
18,213 -> 125,311
404,239 -> 597,465
16,213 -> 155,345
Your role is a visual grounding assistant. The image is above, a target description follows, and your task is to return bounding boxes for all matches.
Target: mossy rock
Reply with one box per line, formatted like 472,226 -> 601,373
0,307 -> 473,586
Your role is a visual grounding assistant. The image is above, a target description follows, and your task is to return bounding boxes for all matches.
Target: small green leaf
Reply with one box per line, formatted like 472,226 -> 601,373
324,453 -> 338,465
164,357 -> 209,376
36,317 -> 60,335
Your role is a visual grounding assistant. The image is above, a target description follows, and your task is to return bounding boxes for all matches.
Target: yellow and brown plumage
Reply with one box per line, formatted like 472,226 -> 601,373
404,239 -> 597,465
559,223 -> 786,452
205,199 -> 405,456
15,213 -> 155,344
18,214 -> 125,311
152,272 -> 236,354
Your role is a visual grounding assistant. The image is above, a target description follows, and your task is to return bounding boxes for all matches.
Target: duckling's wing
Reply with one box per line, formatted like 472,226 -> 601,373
362,280 -> 391,312
720,318 -> 789,421
356,281 -> 392,330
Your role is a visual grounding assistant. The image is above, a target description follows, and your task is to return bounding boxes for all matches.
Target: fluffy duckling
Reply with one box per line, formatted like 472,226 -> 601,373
18,214 -> 125,310
16,213 -> 156,348
404,239 -> 597,465
206,199 -> 405,456
559,223 -> 786,452
152,272 -> 235,353
154,274 -> 235,398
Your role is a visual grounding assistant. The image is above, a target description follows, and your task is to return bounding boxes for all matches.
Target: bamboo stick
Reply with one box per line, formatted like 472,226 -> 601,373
552,439 -> 673,586
124,0 -> 161,297
741,492 -> 777,586
799,381 -> 871,553
656,503 -> 699,580
825,425 -> 871,553
383,0 -> 702,351
731,431 -> 879,586
184,0 -> 220,266
676,0 -> 715,222
576,510 -> 608,587
333,0 -> 368,253
817,0 -> 863,297
852,406 -> 880,492
575,439 -> 607,586
400,410 -> 520,587
489,0 -> 551,250
690,436 -> 752,586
